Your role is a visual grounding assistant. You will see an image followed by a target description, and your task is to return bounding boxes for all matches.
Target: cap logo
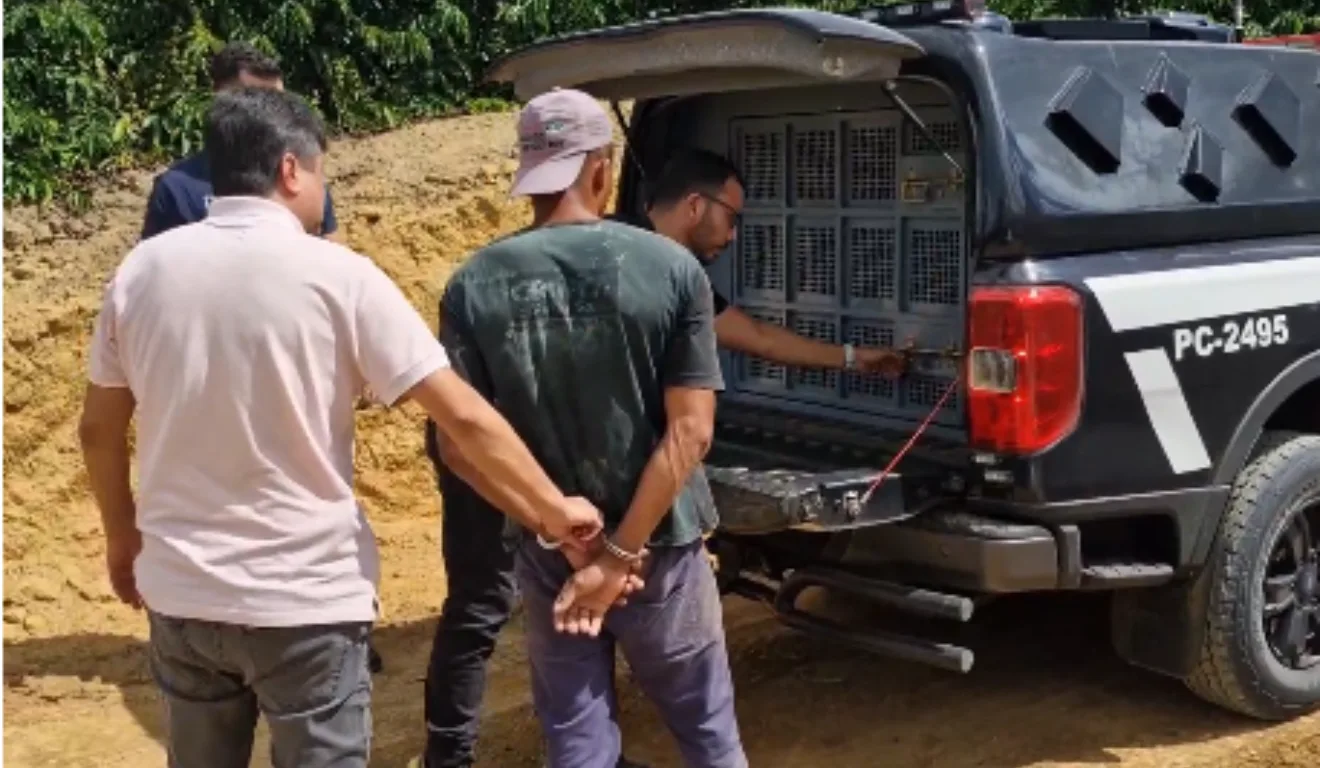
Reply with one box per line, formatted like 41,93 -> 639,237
520,118 -> 573,153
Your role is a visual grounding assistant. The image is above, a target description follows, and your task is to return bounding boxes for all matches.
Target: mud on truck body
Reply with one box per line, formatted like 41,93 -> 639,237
489,1 -> 1320,719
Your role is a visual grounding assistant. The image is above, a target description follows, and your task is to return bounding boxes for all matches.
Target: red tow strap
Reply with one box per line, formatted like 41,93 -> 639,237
859,375 -> 961,505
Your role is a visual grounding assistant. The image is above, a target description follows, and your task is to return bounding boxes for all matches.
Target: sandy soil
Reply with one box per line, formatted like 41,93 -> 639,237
4,109 -> 1318,767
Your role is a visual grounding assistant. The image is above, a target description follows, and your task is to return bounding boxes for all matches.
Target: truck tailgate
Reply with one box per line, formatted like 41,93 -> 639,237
706,403 -> 969,534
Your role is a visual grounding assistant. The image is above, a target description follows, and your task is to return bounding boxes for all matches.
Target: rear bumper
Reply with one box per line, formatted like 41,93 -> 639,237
714,512 -> 1059,675
715,508 -> 1061,593
707,455 -> 1218,595
707,459 -> 1062,593
832,509 -> 1061,592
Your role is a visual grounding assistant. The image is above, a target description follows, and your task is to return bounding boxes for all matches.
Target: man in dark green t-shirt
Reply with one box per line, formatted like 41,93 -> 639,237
422,90 -> 745,768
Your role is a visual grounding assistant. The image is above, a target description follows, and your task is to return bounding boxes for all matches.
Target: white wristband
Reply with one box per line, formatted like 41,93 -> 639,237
536,533 -> 562,550
843,343 -> 857,371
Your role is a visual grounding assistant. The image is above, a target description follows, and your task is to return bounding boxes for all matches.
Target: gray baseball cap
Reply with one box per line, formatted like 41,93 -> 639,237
511,88 -> 614,197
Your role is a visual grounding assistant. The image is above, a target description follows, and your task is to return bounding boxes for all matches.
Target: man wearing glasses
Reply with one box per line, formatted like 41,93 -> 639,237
620,148 -> 906,377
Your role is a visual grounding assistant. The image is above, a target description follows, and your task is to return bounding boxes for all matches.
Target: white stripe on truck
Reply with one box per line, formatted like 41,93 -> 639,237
1086,255 -> 1320,332
1123,349 -> 1212,474
1085,255 -> 1320,475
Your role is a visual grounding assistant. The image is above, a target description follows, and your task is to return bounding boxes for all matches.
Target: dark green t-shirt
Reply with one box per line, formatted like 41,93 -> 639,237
426,219 -> 725,547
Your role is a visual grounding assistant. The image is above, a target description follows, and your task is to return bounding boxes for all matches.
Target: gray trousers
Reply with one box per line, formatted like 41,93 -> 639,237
147,611 -> 373,768
517,539 -> 747,768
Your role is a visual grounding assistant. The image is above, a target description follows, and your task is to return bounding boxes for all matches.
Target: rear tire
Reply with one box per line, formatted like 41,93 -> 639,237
1184,432 -> 1320,720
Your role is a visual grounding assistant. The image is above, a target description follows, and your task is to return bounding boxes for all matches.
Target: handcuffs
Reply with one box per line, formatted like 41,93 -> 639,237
537,531 -> 644,565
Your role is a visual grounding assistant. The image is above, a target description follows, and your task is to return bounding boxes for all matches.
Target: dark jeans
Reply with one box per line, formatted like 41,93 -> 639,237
518,539 -> 746,768
423,499 -> 518,768
423,501 -> 627,768
147,611 -> 373,768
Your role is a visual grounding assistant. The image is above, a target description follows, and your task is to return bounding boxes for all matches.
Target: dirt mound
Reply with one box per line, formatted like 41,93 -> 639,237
2,111 -> 529,641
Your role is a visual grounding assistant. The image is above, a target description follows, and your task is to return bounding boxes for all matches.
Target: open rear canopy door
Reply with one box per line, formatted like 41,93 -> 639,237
486,9 -> 925,101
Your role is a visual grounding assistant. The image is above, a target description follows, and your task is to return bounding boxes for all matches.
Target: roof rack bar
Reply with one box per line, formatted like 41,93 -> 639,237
855,0 -> 986,28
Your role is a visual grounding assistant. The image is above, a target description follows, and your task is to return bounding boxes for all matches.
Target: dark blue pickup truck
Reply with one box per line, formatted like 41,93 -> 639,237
489,1 -> 1320,720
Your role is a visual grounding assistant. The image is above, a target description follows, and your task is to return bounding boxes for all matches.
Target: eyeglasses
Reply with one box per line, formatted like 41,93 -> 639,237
698,192 -> 742,227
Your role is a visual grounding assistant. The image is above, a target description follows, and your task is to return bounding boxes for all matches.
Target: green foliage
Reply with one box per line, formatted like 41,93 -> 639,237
5,0 -> 1318,204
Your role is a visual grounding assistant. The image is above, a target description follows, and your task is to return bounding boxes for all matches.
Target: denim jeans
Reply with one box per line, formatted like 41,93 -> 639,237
422,497 -> 519,768
147,611 -> 373,768
517,539 -> 747,768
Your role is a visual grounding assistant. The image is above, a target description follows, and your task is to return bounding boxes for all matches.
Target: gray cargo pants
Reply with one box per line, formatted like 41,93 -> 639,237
147,611 -> 373,768
517,539 -> 747,768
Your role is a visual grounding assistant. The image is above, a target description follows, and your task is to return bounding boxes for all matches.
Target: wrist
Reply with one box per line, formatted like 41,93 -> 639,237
598,548 -> 633,572
610,519 -> 649,556
104,520 -> 139,540
603,535 -> 645,566
539,493 -> 573,533
842,342 -> 857,371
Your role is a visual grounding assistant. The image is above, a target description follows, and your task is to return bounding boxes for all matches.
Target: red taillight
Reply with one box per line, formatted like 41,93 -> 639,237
967,285 -> 1083,454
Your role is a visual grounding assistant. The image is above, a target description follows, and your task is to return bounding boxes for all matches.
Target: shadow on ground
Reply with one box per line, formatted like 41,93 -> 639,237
2,593 -> 1273,768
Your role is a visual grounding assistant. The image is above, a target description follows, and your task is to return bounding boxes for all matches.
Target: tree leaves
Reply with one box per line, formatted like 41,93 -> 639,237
5,0 -> 1318,204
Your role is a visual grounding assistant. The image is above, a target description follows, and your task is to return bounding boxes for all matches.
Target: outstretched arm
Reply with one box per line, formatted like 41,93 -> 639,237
715,305 -> 904,375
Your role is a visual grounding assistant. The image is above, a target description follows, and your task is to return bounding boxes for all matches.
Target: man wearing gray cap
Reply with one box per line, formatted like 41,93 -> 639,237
424,88 -> 746,768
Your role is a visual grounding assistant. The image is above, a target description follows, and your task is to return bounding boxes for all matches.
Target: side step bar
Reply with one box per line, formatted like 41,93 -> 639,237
737,567 -> 977,674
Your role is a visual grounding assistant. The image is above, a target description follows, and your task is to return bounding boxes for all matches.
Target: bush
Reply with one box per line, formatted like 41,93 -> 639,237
4,0 -> 1317,204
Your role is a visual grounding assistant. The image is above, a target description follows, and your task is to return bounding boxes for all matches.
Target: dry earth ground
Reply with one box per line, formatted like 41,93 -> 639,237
4,110 -> 1318,767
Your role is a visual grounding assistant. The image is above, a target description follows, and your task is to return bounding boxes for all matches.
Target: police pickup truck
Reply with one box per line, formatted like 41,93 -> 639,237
488,1 -> 1320,719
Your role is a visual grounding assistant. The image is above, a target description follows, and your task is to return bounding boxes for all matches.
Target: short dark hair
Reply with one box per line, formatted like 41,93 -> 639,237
647,148 -> 744,209
206,87 -> 327,197
209,41 -> 282,88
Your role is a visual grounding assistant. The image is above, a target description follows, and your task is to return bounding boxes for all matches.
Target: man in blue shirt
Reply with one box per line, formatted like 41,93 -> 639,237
140,42 -> 340,241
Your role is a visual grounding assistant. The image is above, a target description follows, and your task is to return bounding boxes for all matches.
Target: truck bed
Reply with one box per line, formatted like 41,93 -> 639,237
664,81 -> 971,434
706,400 -> 971,534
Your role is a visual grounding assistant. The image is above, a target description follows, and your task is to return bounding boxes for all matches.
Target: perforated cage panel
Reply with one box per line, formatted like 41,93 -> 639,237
727,107 -> 967,426
739,218 -> 786,298
905,119 -> 962,155
742,308 -> 787,387
738,127 -> 785,203
849,123 -> 898,202
790,313 -> 840,393
793,221 -> 839,301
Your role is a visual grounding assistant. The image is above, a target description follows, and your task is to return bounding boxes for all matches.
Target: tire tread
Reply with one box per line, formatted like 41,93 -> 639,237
1185,431 -> 1319,719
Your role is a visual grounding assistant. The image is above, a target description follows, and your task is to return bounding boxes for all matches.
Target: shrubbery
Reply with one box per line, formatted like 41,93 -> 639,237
4,0 -> 1316,204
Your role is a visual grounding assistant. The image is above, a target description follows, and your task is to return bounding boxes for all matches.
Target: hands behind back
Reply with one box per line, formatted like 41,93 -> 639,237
543,495 -> 605,550
554,542 -> 648,637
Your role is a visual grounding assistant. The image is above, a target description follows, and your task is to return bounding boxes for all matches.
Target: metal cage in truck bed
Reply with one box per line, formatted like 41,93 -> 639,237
717,99 -> 967,429
489,8 -> 972,435
487,3 -> 1320,444
614,76 -> 971,435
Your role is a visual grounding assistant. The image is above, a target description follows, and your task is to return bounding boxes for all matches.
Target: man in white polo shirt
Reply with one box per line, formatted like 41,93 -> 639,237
77,86 -> 603,768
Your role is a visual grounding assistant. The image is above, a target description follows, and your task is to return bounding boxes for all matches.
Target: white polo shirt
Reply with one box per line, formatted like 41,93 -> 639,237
89,196 -> 449,626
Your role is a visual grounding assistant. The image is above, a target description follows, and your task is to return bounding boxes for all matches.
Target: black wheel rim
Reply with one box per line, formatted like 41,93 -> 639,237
1262,496 -> 1320,671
